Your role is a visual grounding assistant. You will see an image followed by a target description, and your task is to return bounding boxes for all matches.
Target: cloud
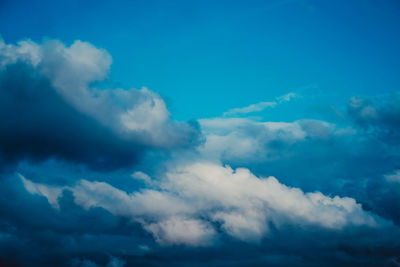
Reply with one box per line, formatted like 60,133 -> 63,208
348,97 -> 378,126
20,161 -> 381,245
384,170 -> 400,183
347,95 -> 400,144
70,256 -> 126,267
163,162 -> 379,233
0,38 -> 200,170
144,217 -> 215,246
1,36 -> 400,266
19,173 -> 63,209
223,92 -> 298,117
276,92 -> 298,103
70,179 -> 191,219
197,106 -> 400,228
223,102 -> 276,116
132,171 -> 153,185
198,117 -> 336,162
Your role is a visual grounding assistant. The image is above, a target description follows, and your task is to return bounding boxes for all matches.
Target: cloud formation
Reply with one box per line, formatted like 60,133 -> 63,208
19,161 -> 380,245
1,36 -> 400,267
198,117 -> 337,163
0,38 -> 200,170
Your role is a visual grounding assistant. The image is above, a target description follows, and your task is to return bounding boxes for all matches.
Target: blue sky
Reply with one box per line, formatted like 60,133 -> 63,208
2,0 -> 400,120
1,1 -> 400,266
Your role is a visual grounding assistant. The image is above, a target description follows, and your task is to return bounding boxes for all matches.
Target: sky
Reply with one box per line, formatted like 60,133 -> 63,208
0,0 -> 400,266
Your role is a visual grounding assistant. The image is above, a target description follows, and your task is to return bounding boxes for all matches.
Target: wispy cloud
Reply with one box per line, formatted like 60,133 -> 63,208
223,92 -> 299,117
223,101 -> 277,116
276,92 -> 298,103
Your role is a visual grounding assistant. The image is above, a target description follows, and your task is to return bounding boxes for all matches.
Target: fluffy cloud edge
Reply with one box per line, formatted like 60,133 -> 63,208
18,161 -> 384,246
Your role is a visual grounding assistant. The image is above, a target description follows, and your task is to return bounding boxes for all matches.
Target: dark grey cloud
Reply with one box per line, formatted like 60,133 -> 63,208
348,95 -> 400,144
0,62 -> 145,171
0,173 -> 153,266
0,39 -> 201,171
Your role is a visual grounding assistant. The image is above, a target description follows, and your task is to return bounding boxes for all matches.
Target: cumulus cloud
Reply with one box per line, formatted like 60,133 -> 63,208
144,217 -> 215,246
163,163 -> 378,234
20,161 -> 380,245
196,107 -> 400,227
186,95 -> 400,232
2,36 -> 400,266
71,179 -> 191,219
0,38 -> 200,170
198,117 -> 339,162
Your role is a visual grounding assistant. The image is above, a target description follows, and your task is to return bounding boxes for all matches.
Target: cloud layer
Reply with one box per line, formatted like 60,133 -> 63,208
1,37 -> 400,267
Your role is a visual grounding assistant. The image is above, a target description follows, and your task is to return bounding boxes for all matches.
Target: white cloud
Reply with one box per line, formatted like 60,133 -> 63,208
143,217 -> 215,246
0,38 -> 42,67
212,210 -> 267,242
198,118 -> 337,162
223,101 -> 276,116
20,161 -> 379,245
120,88 -> 169,133
70,180 -> 191,219
163,162 -> 377,236
132,171 -> 153,184
18,173 -> 64,209
223,92 -> 298,117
